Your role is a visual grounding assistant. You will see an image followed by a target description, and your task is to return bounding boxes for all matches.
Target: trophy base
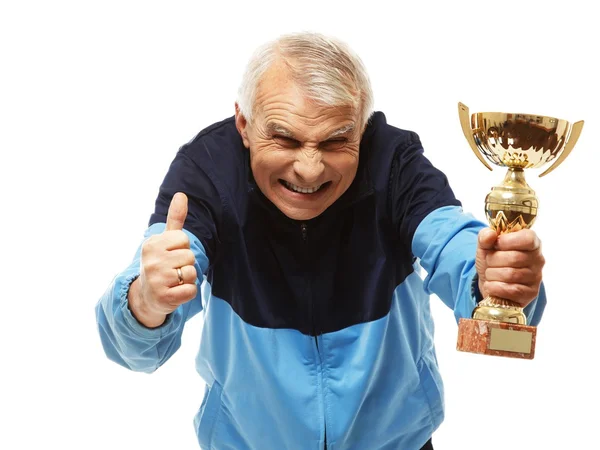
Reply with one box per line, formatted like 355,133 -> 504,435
456,318 -> 537,360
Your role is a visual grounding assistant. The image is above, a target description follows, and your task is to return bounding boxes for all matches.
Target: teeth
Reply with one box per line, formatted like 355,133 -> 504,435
283,180 -> 322,194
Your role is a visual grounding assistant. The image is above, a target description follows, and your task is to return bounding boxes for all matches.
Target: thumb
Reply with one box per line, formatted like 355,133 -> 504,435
165,192 -> 188,231
476,228 -> 497,293
477,228 -> 498,251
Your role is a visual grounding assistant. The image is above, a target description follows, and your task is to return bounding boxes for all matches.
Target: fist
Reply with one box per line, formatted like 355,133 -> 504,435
129,192 -> 198,327
475,228 -> 545,308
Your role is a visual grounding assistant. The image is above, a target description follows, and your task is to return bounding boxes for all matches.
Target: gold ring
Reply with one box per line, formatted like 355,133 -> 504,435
176,267 -> 184,285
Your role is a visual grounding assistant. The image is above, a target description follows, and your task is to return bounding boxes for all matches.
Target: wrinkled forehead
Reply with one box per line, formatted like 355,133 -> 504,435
252,62 -> 361,140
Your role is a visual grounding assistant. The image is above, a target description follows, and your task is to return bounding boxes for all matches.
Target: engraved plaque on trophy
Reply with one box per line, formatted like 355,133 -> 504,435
456,102 -> 584,359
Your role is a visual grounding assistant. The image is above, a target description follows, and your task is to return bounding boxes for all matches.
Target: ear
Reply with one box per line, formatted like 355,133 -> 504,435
235,103 -> 251,149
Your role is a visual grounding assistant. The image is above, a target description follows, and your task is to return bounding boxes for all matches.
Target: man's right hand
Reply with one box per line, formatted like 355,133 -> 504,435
128,192 -> 198,328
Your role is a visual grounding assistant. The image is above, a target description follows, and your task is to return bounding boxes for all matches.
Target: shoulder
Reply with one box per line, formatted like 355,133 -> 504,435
180,116 -> 245,165
364,111 -> 421,151
174,116 -> 248,191
361,112 -> 427,192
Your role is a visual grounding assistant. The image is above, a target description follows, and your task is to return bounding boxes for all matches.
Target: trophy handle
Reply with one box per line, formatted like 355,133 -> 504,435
458,102 -> 493,171
539,120 -> 584,177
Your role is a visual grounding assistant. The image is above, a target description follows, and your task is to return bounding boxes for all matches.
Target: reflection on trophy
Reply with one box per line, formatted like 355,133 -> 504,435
456,102 -> 584,359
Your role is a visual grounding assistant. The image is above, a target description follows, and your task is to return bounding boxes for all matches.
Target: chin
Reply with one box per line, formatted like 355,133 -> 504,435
288,211 -> 323,221
277,205 -> 324,221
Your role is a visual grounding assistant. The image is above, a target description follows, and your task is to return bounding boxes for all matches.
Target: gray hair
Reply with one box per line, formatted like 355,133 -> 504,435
237,32 -> 374,130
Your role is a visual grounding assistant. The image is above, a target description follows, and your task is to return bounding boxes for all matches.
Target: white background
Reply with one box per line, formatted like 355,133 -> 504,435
1,1 -> 598,449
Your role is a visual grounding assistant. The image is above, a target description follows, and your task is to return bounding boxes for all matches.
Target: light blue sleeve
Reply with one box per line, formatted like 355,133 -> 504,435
95,222 -> 210,373
412,205 -> 546,326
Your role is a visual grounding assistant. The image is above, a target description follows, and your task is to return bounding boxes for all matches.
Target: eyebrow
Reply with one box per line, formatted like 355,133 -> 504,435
266,122 -> 355,140
326,124 -> 355,139
266,123 -> 296,138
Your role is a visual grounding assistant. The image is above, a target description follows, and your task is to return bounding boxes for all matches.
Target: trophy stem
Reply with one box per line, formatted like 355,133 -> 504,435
472,167 -> 538,325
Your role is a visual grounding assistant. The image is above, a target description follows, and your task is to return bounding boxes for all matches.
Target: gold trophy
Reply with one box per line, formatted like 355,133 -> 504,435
456,102 -> 584,359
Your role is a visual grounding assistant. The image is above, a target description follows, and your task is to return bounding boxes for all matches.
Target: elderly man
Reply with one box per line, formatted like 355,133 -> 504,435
96,32 -> 546,450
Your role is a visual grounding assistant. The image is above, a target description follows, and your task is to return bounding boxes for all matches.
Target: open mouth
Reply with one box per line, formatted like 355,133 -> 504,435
279,180 -> 331,194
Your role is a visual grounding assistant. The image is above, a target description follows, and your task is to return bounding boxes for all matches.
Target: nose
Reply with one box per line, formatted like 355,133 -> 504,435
293,150 -> 325,184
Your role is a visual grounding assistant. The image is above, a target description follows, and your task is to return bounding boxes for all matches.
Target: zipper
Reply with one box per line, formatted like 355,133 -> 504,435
301,222 -> 318,344
301,222 -> 308,242
314,334 -> 326,449
301,222 -> 327,449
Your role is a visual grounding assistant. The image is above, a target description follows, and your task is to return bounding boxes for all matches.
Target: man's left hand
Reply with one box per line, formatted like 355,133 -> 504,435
476,228 -> 545,307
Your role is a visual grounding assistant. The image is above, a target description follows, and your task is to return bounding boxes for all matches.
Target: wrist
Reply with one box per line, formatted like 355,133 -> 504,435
127,277 -> 167,328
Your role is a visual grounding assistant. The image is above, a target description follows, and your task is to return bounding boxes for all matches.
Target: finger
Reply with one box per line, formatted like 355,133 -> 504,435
162,230 -> 191,251
484,267 -> 540,285
486,250 -> 533,268
495,229 -> 541,252
483,280 -> 538,306
142,232 -> 190,263
166,192 -> 188,232
164,283 -> 198,307
168,264 -> 198,288
163,248 -> 196,270
478,228 -> 498,250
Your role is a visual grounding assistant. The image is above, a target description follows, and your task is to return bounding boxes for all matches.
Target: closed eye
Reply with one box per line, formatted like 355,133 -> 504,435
273,135 -> 301,148
320,138 -> 348,151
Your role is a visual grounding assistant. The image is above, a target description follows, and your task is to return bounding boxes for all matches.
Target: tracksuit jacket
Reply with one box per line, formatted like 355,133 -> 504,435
95,112 -> 546,450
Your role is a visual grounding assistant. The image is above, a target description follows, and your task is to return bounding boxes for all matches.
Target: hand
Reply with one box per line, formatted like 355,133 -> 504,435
128,192 -> 198,327
475,228 -> 545,308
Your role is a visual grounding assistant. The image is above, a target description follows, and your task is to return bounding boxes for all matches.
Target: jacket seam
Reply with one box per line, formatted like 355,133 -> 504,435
386,134 -> 416,243
417,355 -> 439,435
206,382 -> 224,449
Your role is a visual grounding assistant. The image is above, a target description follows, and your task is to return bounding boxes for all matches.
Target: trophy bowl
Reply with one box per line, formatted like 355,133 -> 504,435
459,103 -> 584,177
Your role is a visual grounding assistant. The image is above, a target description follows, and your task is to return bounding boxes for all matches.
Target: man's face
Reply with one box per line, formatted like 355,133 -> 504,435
235,64 -> 362,221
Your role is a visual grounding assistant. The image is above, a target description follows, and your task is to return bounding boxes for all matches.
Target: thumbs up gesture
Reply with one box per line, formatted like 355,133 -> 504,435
128,193 -> 198,328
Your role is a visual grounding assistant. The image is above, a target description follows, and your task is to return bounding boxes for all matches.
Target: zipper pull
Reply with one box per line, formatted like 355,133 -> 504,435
300,223 -> 308,242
